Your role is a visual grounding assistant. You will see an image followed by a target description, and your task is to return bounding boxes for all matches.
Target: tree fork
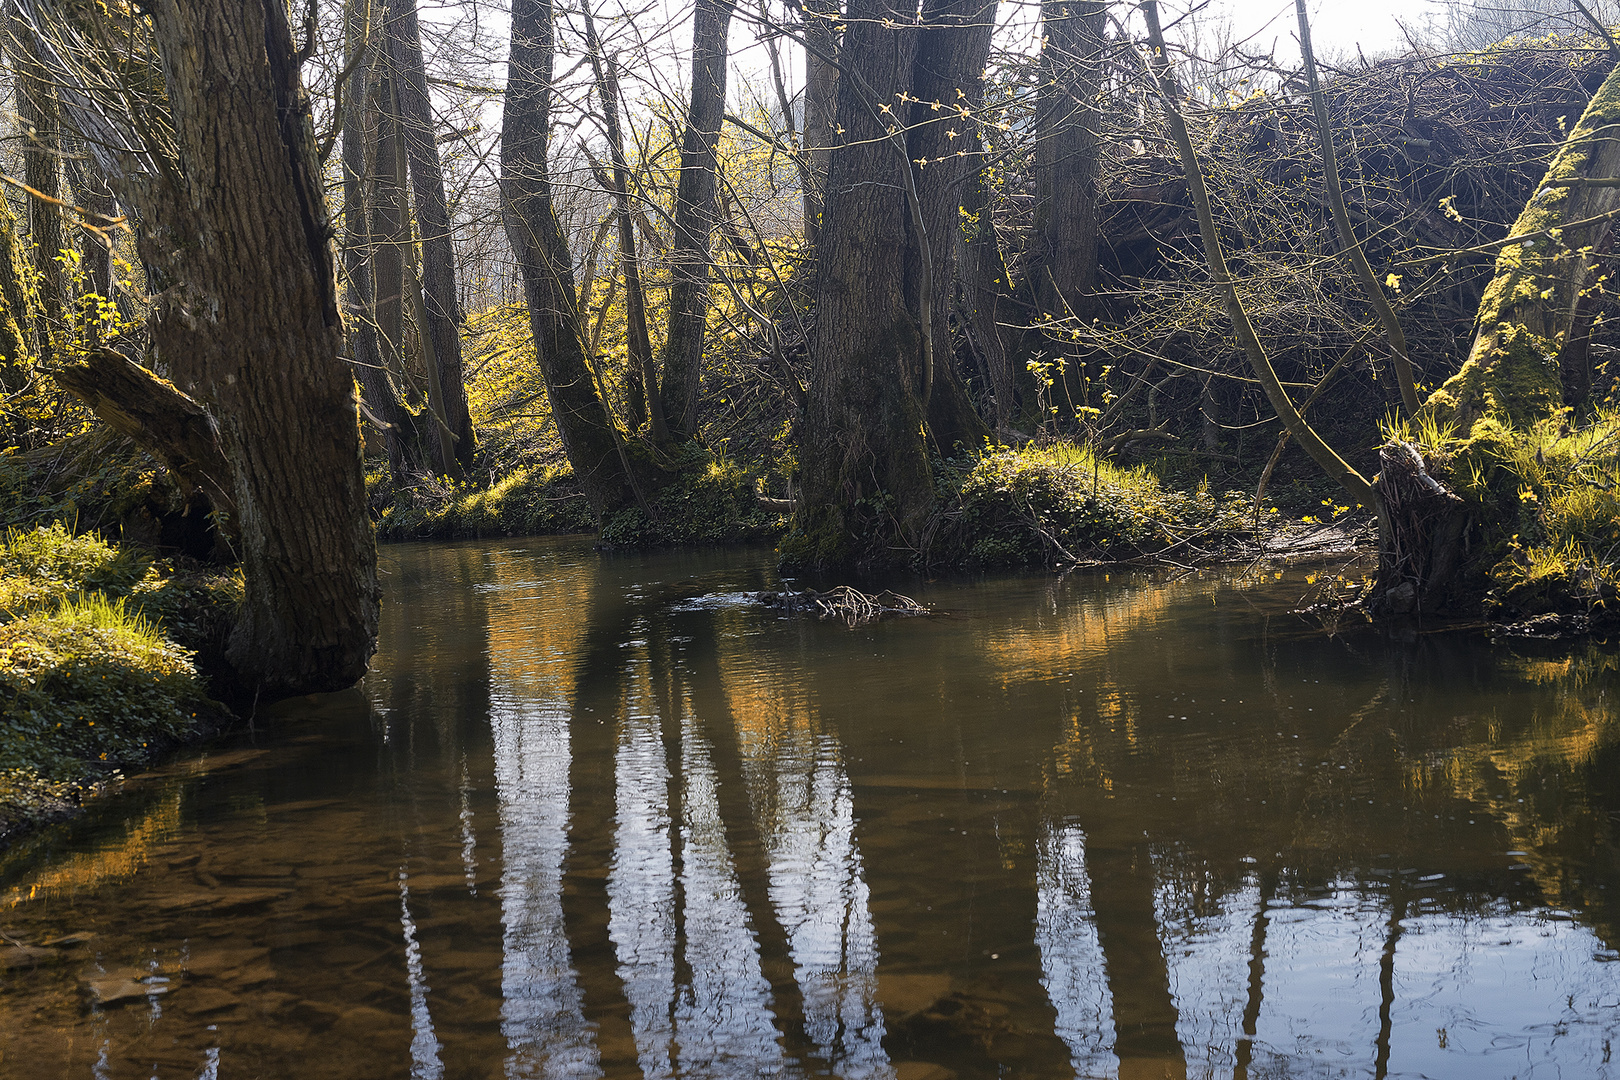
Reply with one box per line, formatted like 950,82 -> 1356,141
50,348 -> 238,537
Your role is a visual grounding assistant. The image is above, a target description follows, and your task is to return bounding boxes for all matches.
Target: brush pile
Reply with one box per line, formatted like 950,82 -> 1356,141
758,586 -> 930,626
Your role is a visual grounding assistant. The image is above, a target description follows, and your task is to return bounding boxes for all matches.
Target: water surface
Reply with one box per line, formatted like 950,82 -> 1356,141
3,536 -> 1620,1079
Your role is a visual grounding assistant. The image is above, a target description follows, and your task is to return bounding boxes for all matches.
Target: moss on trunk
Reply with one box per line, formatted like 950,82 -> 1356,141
1375,61 -> 1620,621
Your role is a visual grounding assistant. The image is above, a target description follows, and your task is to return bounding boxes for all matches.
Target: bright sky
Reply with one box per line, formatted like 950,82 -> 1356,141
1202,0 -> 1416,58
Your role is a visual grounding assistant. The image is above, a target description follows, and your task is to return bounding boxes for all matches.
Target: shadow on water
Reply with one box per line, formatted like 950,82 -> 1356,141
3,537 -> 1620,1078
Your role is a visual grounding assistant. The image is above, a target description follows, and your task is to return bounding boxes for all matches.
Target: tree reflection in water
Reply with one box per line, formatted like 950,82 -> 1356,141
4,540 -> 1620,1079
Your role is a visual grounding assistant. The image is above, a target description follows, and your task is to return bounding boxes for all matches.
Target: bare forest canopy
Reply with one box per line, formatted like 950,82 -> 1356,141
2,0 -> 1620,697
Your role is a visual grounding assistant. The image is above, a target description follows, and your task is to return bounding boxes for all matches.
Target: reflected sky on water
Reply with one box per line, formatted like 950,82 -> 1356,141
3,536 -> 1620,1079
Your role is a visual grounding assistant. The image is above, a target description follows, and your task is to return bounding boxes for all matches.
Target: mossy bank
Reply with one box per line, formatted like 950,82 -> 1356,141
0,524 -> 236,846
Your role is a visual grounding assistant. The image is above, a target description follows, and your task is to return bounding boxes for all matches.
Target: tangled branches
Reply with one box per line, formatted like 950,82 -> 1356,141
759,585 -> 929,626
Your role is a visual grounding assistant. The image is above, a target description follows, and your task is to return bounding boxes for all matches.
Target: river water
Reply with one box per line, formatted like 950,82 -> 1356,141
3,536 -> 1620,1079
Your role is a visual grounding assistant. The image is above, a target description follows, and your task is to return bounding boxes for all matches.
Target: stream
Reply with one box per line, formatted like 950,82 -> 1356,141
3,536 -> 1620,1079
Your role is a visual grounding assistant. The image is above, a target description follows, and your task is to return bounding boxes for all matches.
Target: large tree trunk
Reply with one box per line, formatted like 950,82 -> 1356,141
1027,0 -> 1107,416
372,72 -> 409,387
659,0 -> 735,439
56,0 -> 381,696
905,0 -> 993,452
386,0 -> 475,475
1029,0 -> 1106,323
1374,59 -> 1620,617
502,0 -> 640,518
784,0 -> 936,570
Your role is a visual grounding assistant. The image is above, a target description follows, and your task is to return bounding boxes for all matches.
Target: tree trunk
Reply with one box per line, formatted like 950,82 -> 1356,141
71,0 -> 381,696
502,0 -> 640,518
386,0 -> 474,474
64,143 -> 114,303
1427,64 -> 1620,432
784,0 -> 935,570
1374,59 -> 1620,617
10,24 -> 63,368
0,195 -> 33,403
1030,0 -> 1106,324
798,0 -> 839,249
583,14 -> 665,441
372,72 -> 409,388
659,0 -> 735,439
905,0 -> 993,451
1027,0 -> 1107,416
343,0 -> 413,485
959,166 -> 1018,432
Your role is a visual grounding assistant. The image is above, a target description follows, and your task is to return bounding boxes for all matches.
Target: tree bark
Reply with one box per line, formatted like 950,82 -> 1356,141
9,23 -> 63,368
786,0 -> 936,569
659,0 -> 735,439
343,0 -> 413,484
372,72 -> 409,386
959,166 -> 1018,431
386,0 -> 474,474
0,195 -> 33,403
1030,0 -> 1107,324
80,0 -> 380,695
906,0 -> 993,451
798,0 -> 839,249
64,142 -> 114,303
502,0 -> 640,518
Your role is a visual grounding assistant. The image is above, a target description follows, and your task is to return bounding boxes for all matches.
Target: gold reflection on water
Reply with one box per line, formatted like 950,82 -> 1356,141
1414,666 -> 1620,911
980,576 -> 1193,685
481,548 -> 595,697
2,789 -> 182,908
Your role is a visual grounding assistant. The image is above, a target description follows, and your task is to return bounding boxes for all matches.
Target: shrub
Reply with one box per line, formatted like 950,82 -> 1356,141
933,441 -> 1254,569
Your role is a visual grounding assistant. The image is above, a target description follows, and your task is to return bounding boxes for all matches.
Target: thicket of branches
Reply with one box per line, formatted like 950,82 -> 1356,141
1,0 -> 1618,573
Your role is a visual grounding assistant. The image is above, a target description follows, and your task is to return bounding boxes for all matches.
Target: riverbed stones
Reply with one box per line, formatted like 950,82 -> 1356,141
893,1064 -> 958,1080
0,943 -> 60,969
82,970 -> 169,1007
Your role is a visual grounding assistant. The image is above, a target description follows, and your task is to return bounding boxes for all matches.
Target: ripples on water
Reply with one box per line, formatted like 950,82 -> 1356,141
2,537 -> 1620,1078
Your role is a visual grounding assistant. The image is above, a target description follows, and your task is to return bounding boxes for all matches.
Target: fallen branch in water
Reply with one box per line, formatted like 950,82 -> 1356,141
759,586 -> 929,626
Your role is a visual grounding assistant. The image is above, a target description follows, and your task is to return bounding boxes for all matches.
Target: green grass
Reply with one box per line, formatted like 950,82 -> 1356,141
932,441 -> 1257,568
373,463 -> 597,542
0,594 -> 211,775
0,525 -> 228,837
1386,407 -> 1620,619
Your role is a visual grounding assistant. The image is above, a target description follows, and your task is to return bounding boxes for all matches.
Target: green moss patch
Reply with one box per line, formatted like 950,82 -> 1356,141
599,448 -> 787,547
0,526 -> 231,842
372,463 -> 597,542
1392,407 -> 1620,621
930,442 -> 1257,569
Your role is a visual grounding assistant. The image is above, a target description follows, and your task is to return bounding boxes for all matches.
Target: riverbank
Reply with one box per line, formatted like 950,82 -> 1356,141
0,524 -> 236,848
